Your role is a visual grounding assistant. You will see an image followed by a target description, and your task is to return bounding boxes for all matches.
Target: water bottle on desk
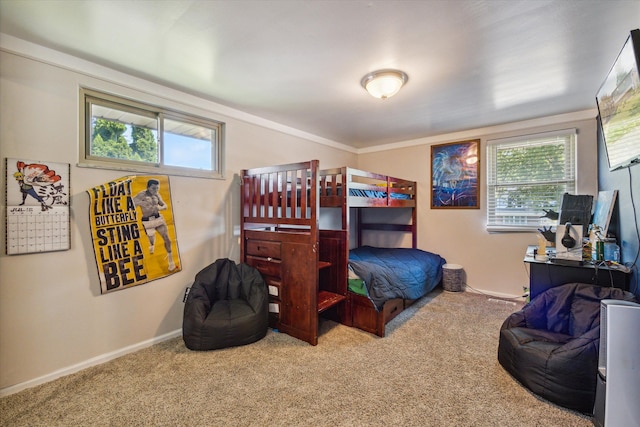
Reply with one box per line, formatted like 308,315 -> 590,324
603,239 -> 620,262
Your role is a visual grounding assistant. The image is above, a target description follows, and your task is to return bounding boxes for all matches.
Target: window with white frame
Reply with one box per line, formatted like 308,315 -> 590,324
80,89 -> 224,179
486,129 -> 577,231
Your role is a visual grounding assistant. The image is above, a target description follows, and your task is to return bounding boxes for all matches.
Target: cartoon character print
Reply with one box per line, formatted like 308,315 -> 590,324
13,161 -> 63,211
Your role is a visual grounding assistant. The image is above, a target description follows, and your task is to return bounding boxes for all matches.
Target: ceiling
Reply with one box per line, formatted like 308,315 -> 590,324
1,0 -> 639,149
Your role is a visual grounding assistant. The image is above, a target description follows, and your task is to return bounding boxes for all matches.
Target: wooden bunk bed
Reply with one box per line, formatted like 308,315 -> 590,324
240,160 -> 443,345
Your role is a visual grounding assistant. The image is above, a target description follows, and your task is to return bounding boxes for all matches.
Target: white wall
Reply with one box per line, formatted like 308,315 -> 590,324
357,114 -> 598,297
0,46 -> 355,393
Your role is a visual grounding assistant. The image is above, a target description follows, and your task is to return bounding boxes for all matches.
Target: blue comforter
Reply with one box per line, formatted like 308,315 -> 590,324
349,246 -> 445,310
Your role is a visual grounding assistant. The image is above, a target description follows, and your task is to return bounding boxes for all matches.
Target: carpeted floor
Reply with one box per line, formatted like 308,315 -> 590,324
0,289 -> 593,426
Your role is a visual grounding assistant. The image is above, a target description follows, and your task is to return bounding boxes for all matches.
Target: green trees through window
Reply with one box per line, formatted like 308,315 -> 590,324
80,88 -> 224,179
91,119 -> 159,163
486,130 -> 576,231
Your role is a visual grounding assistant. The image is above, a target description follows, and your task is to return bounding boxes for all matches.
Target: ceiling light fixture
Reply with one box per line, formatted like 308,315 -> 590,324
360,69 -> 409,99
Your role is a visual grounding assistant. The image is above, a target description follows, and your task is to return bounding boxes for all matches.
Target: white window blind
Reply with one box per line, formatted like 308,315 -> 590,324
486,129 -> 577,231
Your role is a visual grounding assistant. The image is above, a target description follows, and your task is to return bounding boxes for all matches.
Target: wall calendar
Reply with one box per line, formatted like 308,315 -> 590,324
5,158 -> 71,255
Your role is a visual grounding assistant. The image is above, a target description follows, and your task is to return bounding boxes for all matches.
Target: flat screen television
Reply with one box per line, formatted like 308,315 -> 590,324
596,29 -> 640,171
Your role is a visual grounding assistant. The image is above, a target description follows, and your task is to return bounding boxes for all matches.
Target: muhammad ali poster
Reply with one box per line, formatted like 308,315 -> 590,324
87,175 -> 181,294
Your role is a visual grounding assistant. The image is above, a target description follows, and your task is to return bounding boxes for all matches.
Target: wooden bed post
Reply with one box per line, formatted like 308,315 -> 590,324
239,171 -> 247,262
412,182 -> 418,249
342,166 -> 349,235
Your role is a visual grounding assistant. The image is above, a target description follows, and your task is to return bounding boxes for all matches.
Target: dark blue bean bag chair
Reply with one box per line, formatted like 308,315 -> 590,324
498,282 -> 637,414
183,258 -> 268,351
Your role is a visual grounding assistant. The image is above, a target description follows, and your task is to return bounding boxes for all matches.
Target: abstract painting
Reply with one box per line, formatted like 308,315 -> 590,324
431,139 -> 480,209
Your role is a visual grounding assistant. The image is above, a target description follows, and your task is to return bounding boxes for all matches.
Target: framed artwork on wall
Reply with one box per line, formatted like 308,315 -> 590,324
431,139 -> 480,209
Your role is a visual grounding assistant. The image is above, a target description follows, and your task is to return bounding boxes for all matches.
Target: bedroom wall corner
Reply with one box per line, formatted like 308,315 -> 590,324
356,116 -> 598,298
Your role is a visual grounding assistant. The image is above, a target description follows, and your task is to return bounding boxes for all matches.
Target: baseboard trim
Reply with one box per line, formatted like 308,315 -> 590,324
0,329 -> 182,397
463,287 -> 526,302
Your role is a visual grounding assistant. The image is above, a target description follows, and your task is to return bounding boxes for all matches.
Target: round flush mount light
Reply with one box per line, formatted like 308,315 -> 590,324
360,69 -> 409,99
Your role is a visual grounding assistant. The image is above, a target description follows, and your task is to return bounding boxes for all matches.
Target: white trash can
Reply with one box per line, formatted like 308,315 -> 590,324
442,264 -> 464,292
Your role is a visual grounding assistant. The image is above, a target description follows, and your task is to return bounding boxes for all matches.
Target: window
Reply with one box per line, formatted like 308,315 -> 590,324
486,129 -> 577,231
80,89 -> 224,179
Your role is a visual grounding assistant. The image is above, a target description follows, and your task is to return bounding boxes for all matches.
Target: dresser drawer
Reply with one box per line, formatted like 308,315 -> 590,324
246,255 -> 282,278
246,239 -> 281,259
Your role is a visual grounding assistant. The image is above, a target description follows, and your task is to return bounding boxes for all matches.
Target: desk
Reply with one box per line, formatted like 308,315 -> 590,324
524,246 -> 631,300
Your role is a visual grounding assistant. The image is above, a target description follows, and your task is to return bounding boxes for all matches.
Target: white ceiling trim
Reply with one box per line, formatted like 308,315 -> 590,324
358,109 -> 597,154
0,33 -> 358,154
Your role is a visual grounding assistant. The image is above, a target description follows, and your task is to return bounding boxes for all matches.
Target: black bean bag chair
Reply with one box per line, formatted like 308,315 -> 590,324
498,282 -> 637,414
183,258 -> 269,351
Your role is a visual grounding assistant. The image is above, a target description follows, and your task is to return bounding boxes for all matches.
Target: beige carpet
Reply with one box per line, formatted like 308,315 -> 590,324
1,289 -> 592,426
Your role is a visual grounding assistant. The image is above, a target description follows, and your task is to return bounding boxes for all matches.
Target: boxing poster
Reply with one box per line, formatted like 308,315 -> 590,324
87,175 -> 181,294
